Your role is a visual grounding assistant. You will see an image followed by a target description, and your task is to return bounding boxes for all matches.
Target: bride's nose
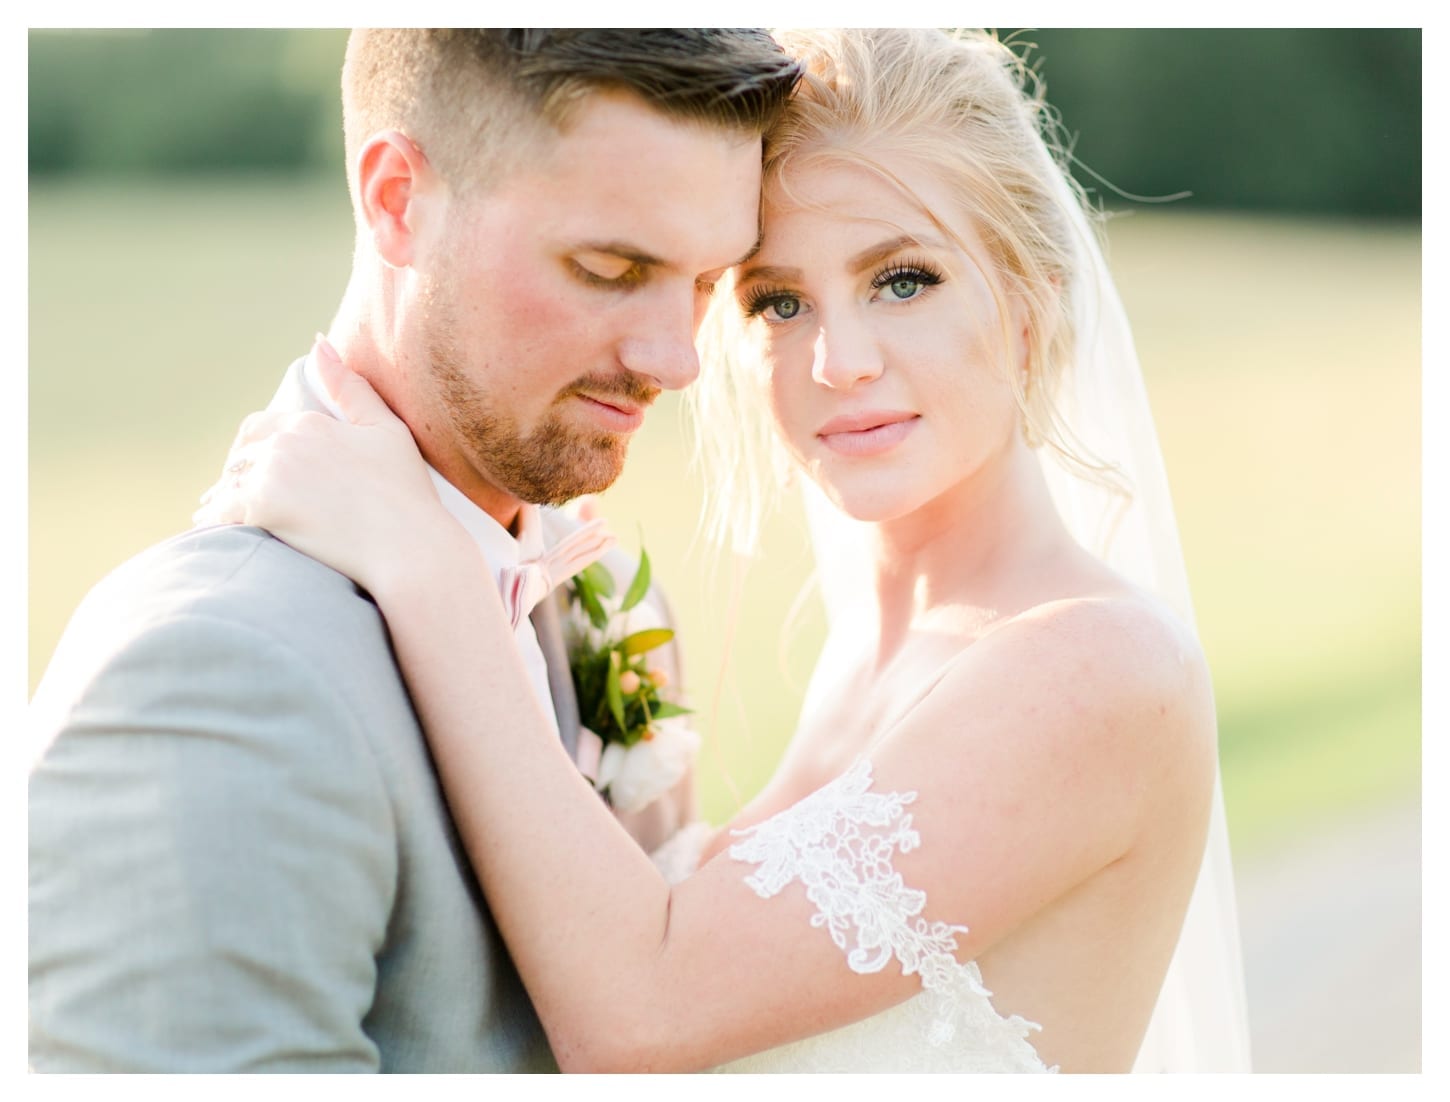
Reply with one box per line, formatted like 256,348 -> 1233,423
810,324 -> 884,390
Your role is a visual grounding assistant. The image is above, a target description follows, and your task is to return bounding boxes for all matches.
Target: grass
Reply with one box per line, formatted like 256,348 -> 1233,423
28,177 -> 1421,856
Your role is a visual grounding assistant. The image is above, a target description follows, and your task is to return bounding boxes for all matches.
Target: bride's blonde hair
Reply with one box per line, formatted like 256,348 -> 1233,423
689,28 -> 1128,554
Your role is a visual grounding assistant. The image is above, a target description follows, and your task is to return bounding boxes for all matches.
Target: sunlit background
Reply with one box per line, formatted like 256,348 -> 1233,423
29,28 -> 1421,1072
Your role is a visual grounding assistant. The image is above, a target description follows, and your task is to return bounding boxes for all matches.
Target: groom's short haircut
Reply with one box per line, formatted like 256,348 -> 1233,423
342,29 -> 800,199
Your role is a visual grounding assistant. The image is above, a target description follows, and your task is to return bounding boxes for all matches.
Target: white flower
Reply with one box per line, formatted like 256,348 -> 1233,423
576,591 -> 660,651
595,718 -> 701,813
624,602 -> 665,636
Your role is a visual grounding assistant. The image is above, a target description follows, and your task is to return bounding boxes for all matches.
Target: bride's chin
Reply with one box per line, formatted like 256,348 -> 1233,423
813,477 -> 917,525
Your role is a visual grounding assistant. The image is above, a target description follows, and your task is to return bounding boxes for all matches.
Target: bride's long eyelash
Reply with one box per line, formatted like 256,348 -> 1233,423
739,284 -> 797,319
871,256 -> 945,292
737,257 -> 943,319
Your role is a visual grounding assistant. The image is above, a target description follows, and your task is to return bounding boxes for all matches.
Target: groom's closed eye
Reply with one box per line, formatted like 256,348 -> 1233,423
571,255 -> 645,288
569,242 -> 667,290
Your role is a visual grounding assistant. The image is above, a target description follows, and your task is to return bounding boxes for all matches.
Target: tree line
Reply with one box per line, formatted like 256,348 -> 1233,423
29,28 -> 1420,217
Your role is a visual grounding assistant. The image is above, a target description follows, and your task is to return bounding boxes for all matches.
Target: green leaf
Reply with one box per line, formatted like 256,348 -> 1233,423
620,546 -> 651,612
650,700 -> 693,720
621,627 -> 674,657
605,652 -> 626,733
570,568 -> 594,602
576,581 -> 608,631
580,561 -> 615,600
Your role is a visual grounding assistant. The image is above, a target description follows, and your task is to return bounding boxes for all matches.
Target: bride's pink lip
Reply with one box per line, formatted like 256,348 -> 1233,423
817,411 -> 919,457
817,410 -> 917,435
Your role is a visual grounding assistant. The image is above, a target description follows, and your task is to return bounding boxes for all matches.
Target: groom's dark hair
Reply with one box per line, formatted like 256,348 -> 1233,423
342,29 -> 800,199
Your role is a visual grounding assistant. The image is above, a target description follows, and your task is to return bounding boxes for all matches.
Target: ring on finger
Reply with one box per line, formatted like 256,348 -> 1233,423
226,456 -> 252,489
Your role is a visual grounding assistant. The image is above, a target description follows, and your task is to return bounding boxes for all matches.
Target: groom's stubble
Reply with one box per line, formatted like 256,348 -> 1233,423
418,266 -> 662,507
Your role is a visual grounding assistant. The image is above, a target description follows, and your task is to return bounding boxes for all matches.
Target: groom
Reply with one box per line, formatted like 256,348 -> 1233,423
28,29 -> 797,1072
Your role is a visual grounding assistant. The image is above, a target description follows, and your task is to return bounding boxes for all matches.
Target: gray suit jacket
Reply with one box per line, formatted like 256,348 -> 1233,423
28,364 -> 677,1072
30,523 -> 563,1071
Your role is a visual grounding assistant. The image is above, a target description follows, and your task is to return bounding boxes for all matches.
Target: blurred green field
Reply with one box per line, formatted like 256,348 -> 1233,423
29,178 -> 1420,854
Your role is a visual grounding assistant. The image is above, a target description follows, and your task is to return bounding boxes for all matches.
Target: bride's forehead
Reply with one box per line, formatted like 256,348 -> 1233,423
759,161 -> 968,252
766,160 -> 919,214
754,199 -> 986,278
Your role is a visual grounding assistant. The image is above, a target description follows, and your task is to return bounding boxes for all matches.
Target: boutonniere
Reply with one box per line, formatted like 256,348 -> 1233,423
566,541 -> 699,813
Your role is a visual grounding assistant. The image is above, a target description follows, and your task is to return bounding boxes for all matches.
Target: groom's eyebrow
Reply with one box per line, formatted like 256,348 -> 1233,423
575,236 -> 761,273
576,241 -> 666,268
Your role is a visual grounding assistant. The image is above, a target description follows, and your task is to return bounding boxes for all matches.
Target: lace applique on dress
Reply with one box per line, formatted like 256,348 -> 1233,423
726,759 -> 1052,1069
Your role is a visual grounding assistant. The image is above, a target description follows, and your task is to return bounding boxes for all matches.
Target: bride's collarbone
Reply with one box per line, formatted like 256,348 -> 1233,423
795,587 -> 1171,791
792,631 -> 992,781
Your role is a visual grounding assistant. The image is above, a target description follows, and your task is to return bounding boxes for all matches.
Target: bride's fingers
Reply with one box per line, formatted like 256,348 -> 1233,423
195,429 -> 288,519
193,491 -> 245,528
192,450 -> 253,527
228,409 -> 291,453
313,332 -> 342,369
195,439 -> 302,531
204,410 -> 324,503
313,334 -> 402,431
197,429 -> 260,512
228,410 -> 263,455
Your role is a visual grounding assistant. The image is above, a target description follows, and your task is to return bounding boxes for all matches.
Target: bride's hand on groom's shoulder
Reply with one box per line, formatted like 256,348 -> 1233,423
193,336 -> 472,598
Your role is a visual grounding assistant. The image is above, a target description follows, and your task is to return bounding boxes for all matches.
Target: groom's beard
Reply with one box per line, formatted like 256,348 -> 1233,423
426,333 -> 658,507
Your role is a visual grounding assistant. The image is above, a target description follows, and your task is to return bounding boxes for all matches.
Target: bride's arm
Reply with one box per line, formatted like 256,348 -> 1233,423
209,349 -> 1215,1071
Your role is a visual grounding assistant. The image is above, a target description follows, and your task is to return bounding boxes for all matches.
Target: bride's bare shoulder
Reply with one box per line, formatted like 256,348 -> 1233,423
861,584 -> 1217,929
1006,582 -> 1208,685
1008,585 -> 1209,732
907,586 -> 1216,808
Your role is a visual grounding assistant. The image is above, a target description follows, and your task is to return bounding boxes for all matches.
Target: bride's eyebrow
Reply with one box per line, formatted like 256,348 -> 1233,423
735,233 -> 948,287
846,234 -> 945,273
734,261 -> 799,286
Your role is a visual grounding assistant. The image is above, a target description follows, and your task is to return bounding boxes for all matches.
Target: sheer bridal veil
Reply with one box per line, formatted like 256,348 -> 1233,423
799,148 -> 1253,1072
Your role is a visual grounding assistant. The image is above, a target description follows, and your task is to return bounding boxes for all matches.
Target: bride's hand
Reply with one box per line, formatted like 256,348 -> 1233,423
193,336 -> 473,598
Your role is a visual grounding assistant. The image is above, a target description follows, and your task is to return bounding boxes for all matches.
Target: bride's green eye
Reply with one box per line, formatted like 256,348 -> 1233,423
872,260 -> 943,303
741,285 -> 803,323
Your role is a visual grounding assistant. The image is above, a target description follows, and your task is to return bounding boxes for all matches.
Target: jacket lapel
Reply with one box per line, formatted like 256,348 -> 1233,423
273,356 -> 582,754
530,591 -> 580,758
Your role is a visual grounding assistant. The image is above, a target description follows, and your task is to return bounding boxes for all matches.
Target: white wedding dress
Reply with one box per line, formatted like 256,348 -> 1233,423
650,688 -> 1053,1073
674,760 -> 1052,1073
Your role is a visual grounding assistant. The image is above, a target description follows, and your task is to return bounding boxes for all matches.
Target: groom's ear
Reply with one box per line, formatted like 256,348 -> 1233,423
356,130 -> 435,270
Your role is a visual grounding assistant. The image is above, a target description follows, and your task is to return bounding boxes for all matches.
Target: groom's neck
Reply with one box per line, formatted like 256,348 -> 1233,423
327,289 -> 526,534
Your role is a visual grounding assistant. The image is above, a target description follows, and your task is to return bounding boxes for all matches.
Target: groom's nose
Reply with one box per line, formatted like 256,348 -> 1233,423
616,291 -> 702,392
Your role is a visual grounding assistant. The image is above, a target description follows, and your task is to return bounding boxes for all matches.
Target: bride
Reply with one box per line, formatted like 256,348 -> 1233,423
202,29 -> 1248,1072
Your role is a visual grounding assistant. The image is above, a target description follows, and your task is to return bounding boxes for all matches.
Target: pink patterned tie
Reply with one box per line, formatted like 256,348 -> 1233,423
497,517 -> 616,629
